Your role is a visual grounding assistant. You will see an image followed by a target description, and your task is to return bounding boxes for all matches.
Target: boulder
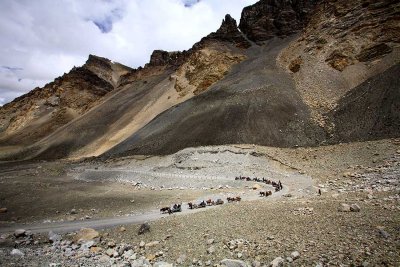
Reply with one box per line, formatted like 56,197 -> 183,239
291,251 -> 300,260
73,228 -> 99,243
207,245 -> 216,254
14,229 -> 26,237
338,203 -> 351,212
350,204 -> 361,212
48,231 -> 62,243
221,259 -> 250,267
10,248 -> 24,257
80,240 -> 95,250
105,248 -> 117,257
90,246 -> 102,254
145,241 -> 160,248
0,207 -> 7,213
356,43 -> 392,62
138,223 -> 150,235
270,257 -> 284,267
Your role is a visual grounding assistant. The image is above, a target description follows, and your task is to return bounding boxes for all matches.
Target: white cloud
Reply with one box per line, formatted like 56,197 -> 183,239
0,0 -> 257,105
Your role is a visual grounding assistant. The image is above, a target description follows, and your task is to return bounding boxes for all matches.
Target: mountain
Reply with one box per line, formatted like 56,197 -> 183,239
0,55 -> 131,148
0,0 -> 399,161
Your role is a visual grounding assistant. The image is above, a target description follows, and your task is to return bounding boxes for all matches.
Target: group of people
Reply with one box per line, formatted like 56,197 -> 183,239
235,175 -> 284,192
160,203 -> 182,214
162,194 -> 245,214
188,198 -> 225,209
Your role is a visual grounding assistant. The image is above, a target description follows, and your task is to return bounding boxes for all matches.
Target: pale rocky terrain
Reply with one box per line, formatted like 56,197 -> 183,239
0,139 -> 399,266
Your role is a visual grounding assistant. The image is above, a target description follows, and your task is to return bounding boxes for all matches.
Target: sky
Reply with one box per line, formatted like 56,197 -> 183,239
0,0 -> 257,106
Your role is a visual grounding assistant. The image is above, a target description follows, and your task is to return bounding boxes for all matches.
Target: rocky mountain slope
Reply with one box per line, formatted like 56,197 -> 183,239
0,55 -> 131,149
0,0 -> 399,161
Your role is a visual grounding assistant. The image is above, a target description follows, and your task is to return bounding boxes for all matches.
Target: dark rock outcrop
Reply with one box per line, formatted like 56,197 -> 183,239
239,0 -> 318,44
356,43 -> 393,62
206,14 -> 251,48
147,14 -> 250,69
146,50 -> 189,68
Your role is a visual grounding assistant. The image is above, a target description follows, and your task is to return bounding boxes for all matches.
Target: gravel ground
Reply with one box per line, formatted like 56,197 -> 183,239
0,139 -> 399,266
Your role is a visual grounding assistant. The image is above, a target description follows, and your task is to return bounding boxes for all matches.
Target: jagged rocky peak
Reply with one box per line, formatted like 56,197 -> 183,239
85,54 -> 112,68
239,0 -> 318,44
205,14 -> 251,48
216,14 -> 240,36
83,54 -> 132,86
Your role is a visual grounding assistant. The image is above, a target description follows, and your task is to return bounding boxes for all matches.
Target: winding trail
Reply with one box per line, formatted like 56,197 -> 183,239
0,185 -> 289,234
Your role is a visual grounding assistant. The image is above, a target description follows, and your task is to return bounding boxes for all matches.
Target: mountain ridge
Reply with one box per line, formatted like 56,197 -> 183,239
0,0 -> 399,161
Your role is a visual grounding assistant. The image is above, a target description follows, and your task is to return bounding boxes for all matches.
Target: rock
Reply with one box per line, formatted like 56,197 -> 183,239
176,254 -> 187,264
131,258 -> 151,267
207,245 -> 216,254
356,43 -> 393,62
153,262 -> 173,267
207,238 -> 215,245
266,235 -> 275,240
107,241 -> 116,248
123,249 -> 134,259
350,204 -> 361,212
145,241 -> 160,248
291,251 -> 300,260
286,257 -> 293,263
66,215 -> 77,221
10,248 -> 24,257
221,259 -> 249,267
48,231 -> 62,243
147,254 -> 156,261
105,248 -> 117,257
325,50 -> 354,71
138,223 -> 150,235
269,257 -> 284,267
338,203 -> 351,212
0,207 -> 7,213
139,241 -> 146,248
239,0 -> 317,43
164,234 -> 173,240
119,226 -> 126,232
378,228 -> 390,238
80,240 -> 95,250
206,260 -> 212,266
99,255 -> 110,263
204,14 -> 251,48
156,251 -> 164,256
252,260 -> 261,267
289,56 -> 302,73
73,228 -> 99,243
14,229 -> 26,237
70,208 -> 77,214
237,252 -> 243,258
90,246 -> 102,254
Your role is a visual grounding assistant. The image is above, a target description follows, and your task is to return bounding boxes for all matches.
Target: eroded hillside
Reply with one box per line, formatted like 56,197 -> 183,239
0,55 -> 131,149
0,0 -> 399,161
